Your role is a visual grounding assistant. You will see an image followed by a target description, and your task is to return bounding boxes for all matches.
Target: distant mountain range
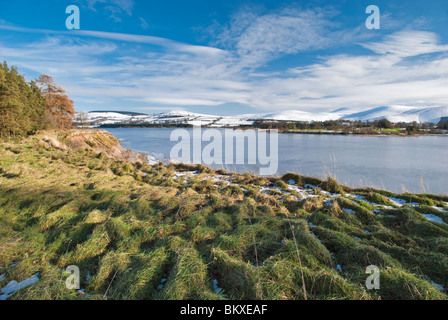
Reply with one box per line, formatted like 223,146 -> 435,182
84,106 -> 448,127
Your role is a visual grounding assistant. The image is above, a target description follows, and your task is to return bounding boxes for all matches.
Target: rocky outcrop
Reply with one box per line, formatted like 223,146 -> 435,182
43,130 -> 148,163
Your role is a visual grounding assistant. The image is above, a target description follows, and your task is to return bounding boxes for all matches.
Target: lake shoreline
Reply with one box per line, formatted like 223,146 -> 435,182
97,126 -> 448,137
105,127 -> 448,195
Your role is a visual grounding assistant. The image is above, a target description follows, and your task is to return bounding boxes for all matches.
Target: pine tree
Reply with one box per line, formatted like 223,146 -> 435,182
0,63 -> 26,137
0,62 -> 50,137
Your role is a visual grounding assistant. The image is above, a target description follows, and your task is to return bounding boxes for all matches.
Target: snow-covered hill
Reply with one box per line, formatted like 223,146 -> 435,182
341,106 -> 448,123
81,106 -> 448,127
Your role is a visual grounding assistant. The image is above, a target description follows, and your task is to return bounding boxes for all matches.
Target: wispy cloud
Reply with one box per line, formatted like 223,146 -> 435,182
79,0 -> 135,21
0,8 -> 447,114
362,30 -> 448,57
206,6 -> 371,68
139,17 -> 149,30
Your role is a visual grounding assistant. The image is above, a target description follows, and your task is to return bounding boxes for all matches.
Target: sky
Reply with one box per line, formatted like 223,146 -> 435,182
0,0 -> 447,115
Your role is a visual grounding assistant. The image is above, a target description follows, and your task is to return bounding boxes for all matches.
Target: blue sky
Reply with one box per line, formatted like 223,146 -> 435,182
0,0 -> 447,115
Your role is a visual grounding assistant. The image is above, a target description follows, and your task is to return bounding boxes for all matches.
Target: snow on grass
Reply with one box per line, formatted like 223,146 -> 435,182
422,214 -> 447,226
173,171 -> 200,184
346,193 -> 365,201
287,185 -> 318,199
173,171 -> 200,178
388,197 -> 412,207
345,194 -> 381,206
0,273 -> 40,300
0,274 -> 5,282
343,208 -> 356,215
432,206 -> 448,213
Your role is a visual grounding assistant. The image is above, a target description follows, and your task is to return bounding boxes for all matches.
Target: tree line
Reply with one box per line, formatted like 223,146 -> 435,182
252,117 -> 446,135
0,61 -> 75,138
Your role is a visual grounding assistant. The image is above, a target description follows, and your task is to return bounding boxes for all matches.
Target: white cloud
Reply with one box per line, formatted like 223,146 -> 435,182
362,30 -> 448,57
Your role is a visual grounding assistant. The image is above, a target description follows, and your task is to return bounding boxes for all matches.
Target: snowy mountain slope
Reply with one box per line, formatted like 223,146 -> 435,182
400,106 -> 448,123
341,106 -> 418,122
83,106 -> 448,127
341,106 -> 448,123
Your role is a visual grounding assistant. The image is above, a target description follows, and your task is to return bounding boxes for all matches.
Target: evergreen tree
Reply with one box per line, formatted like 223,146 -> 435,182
0,62 -> 60,137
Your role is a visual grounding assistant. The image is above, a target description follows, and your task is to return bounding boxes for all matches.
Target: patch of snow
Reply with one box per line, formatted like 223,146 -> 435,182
346,194 -> 365,201
336,265 -> 343,273
147,154 -> 158,165
422,214 -> 447,225
343,208 -> 356,215
388,197 -> 407,207
432,206 -> 448,213
288,179 -> 296,185
0,274 -> 5,281
288,185 -> 318,199
0,273 -> 40,300
173,171 -> 199,179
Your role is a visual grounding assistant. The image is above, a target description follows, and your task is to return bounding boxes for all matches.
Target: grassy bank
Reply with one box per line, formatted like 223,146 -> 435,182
0,130 -> 447,300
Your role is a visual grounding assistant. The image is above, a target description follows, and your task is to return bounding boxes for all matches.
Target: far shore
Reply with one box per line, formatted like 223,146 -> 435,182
97,125 -> 448,137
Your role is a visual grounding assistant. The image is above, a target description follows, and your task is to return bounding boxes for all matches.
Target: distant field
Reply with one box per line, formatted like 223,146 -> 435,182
0,131 -> 447,300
